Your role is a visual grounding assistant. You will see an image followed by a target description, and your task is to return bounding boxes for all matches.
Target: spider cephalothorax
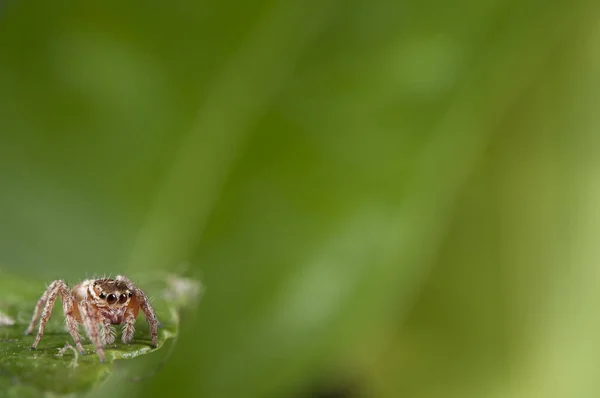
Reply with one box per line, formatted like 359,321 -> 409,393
84,279 -> 134,324
25,275 -> 159,362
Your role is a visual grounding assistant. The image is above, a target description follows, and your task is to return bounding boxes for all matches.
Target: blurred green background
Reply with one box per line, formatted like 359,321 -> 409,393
2,0 -> 600,397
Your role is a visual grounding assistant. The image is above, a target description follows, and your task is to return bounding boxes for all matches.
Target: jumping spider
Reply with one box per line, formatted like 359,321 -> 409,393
25,275 -> 159,362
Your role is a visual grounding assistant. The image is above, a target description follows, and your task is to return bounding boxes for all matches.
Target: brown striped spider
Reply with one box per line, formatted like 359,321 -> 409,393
25,275 -> 159,362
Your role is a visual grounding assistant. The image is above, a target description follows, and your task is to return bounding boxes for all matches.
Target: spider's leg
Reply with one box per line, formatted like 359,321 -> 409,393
80,301 -> 106,362
25,282 -> 54,335
116,275 -> 158,348
60,291 -> 85,355
121,307 -> 136,344
29,280 -> 64,349
136,289 -> 159,348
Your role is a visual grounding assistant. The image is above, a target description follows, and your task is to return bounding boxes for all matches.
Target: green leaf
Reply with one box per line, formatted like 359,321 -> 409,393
0,269 -> 199,396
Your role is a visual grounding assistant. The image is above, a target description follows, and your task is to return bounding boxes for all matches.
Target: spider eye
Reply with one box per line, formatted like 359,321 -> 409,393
128,292 -> 133,297
118,293 -> 128,304
106,293 -> 117,304
99,292 -> 106,299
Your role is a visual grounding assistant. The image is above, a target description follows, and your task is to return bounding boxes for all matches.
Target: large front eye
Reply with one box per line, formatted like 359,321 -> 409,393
118,293 -> 128,304
107,294 -> 117,304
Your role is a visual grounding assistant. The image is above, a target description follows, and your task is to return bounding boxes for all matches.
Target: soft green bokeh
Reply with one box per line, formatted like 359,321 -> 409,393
1,0 -> 600,397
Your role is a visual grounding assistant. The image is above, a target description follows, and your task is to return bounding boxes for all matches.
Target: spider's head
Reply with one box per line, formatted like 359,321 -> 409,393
89,279 -> 133,309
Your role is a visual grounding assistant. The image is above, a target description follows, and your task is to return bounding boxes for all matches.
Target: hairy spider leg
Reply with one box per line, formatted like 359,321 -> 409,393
24,285 -> 49,336
138,290 -> 159,348
80,300 -> 106,362
116,275 -> 159,347
27,280 -> 85,355
121,307 -> 137,343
